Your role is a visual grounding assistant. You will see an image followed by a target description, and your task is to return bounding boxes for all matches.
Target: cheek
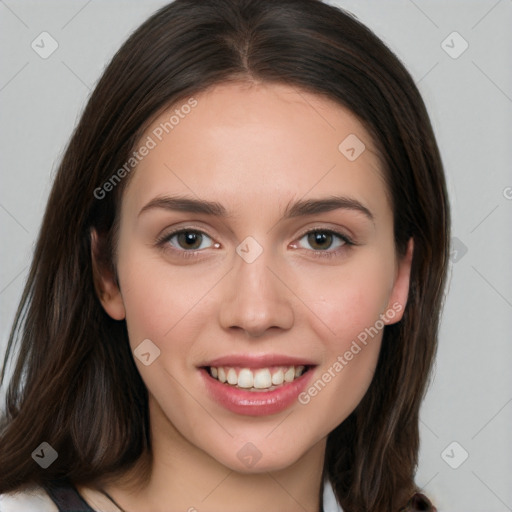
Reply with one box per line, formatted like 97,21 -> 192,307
117,253 -> 215,351
296,251 -> 394,417
116,255 -> 211,424
307,252 -> 395,343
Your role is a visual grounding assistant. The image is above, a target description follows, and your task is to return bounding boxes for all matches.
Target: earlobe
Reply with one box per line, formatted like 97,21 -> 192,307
384,238 -> 414,325
90,228 -> 126,321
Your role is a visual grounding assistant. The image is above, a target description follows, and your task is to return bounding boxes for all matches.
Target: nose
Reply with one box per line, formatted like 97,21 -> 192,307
218,247 -> 294,338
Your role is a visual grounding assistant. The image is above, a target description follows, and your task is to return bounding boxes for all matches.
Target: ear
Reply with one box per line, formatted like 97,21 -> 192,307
384,237 -> 414,325
90,228 -> 126,321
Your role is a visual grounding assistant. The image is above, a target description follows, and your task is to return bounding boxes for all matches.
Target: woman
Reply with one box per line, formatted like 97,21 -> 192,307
0,0 -> 449,510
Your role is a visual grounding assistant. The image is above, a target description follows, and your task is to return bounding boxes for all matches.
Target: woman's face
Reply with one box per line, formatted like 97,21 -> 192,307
97,81 -> 412,473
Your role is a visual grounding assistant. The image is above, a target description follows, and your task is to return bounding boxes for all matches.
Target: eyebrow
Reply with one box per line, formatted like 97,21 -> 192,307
138,194 -> 374,221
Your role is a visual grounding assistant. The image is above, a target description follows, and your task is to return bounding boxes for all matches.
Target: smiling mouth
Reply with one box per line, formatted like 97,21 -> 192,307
204,365 -> 312,392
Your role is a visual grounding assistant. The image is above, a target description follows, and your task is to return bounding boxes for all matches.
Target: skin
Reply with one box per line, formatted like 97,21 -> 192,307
91,81 -> 413,512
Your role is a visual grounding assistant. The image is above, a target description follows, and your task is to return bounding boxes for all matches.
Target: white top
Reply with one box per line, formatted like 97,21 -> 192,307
0,479 -> 343,511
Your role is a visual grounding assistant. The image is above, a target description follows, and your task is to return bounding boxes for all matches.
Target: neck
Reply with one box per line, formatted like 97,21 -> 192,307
97,396 -> 326,512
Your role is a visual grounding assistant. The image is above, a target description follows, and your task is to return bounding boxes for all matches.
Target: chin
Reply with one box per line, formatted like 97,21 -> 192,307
203,430 -> 322,475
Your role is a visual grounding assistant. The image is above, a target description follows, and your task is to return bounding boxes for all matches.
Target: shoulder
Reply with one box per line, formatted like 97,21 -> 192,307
323,480 -> 437,512
0,483 -> 118,512
0,485 -> 58,512
323,478 -> 344,512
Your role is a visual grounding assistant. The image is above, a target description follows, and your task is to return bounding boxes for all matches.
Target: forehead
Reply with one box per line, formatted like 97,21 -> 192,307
122,81 -> 389,221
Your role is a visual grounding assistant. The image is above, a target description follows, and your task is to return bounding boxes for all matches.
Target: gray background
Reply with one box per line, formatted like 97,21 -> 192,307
1,1 -> 511,510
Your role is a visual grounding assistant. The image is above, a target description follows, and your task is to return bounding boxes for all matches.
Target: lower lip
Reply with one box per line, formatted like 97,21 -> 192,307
200,368 -> 315,416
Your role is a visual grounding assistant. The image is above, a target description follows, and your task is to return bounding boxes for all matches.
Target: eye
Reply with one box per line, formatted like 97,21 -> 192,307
158,229 -> 217,252
292,229 -> 353,258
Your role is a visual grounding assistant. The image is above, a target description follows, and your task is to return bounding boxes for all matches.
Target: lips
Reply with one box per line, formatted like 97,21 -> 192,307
203,354 -> 315,369
199,354 -> 316,416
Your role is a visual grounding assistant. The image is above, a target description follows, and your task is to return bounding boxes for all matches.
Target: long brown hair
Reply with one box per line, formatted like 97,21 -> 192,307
0,1 -> 450,510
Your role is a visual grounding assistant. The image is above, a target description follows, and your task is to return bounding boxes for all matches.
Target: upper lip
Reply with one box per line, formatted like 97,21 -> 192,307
200,354 -> 317,368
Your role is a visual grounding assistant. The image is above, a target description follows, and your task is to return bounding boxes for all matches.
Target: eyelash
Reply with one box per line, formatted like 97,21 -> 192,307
156,227 -> 354,260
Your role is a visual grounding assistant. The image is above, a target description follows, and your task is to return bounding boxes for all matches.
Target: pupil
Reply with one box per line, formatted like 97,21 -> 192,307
309,231 -> 331,250
180,232 -> 201,249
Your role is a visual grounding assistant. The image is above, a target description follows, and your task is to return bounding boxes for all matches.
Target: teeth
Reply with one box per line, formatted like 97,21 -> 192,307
253,369 -> 272,389
284,367 -> 295,382
227,368 -> 238,385
238,369 -> 253,388
208,365 -> 307,390
271,369 -> 284,386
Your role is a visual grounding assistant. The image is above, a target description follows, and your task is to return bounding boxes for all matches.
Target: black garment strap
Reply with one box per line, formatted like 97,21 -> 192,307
42,478 -> 96,512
